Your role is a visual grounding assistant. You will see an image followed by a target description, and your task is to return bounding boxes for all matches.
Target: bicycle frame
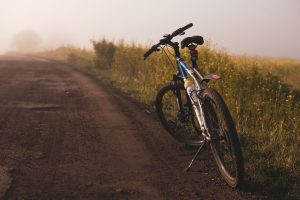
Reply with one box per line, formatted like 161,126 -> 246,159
175,55 -> 219,142
147,30 -> 221,142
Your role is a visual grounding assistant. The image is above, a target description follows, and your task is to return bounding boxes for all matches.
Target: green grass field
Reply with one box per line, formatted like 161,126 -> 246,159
35,40 -> 300,199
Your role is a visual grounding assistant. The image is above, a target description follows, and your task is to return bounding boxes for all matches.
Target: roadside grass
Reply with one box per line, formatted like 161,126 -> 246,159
35,41 -> 300,199
37,46 -> 95,70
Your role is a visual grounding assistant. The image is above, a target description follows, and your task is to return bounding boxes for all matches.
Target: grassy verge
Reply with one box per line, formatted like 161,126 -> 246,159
35,41 -> 300,199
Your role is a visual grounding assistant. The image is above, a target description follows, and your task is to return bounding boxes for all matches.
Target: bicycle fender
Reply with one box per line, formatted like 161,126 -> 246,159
201,74 -> 221,83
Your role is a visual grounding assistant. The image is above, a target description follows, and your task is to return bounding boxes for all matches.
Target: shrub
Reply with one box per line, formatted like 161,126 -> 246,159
92,39 -> 116,69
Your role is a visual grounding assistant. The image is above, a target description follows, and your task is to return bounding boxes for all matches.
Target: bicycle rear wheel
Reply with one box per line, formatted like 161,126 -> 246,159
202,88 -> 244,188
156,83 -> 202,145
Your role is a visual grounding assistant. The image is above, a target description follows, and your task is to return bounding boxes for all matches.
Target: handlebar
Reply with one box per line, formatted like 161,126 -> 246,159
144,23 -> 193,60
171,23 -> 193,38
143,44 -> 160,60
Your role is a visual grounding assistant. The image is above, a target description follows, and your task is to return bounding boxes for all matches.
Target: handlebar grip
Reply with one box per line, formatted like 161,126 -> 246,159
171,23 -> 193,37
181,23 -> 193,31
144,44 -> 159,60
144,49 -> 153,60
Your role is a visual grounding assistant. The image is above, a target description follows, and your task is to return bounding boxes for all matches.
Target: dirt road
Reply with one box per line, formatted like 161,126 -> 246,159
0,55 -> 250,199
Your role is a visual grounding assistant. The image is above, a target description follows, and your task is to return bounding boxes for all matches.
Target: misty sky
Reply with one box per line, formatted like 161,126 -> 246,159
1,0 -> 299,59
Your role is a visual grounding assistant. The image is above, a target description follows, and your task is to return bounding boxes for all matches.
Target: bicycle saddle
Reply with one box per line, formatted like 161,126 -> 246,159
181,36 -> 204,49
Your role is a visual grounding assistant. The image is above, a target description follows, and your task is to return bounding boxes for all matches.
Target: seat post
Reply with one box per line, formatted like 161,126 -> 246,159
189,45 -> 198,68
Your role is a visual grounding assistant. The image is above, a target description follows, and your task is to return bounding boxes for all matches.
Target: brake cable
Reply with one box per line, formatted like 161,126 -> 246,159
161,45 -> 176,69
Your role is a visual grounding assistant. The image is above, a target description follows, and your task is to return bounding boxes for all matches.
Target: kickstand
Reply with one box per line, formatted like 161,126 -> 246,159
185,140 -> 207,172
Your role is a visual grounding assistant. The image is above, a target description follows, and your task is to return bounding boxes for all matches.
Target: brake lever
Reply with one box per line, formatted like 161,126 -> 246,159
180,32 -> 185,36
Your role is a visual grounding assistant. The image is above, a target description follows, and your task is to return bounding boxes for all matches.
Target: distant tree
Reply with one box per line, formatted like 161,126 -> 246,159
11,30 -> 41,52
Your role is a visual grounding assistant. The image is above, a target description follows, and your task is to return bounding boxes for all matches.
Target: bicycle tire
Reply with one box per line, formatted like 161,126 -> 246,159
202,88 -> 244,188
155,83 -> 202,145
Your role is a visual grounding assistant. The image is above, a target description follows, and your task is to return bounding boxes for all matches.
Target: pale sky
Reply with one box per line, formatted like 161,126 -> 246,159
0,0 -> 300,59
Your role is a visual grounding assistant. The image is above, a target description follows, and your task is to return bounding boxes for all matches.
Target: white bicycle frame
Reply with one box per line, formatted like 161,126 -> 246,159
176,57 -> 221,142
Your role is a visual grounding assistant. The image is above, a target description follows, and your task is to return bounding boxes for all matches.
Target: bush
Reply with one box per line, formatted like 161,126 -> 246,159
92,39 -> 116,69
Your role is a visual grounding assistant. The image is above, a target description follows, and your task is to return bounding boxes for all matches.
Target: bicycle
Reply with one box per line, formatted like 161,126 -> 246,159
144,23 -> 244,188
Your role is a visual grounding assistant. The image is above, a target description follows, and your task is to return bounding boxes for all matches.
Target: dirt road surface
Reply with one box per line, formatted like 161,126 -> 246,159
0,55 -> 252,199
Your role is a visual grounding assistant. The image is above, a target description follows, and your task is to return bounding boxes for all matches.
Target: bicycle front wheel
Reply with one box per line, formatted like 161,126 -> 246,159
202,88 -> 244,188
155,83 -> 202,145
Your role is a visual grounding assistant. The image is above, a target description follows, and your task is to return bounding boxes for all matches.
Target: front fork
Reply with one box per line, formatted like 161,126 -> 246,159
185,91 -> 212,172
171,74 -> 211,141
191,91 -> 212,141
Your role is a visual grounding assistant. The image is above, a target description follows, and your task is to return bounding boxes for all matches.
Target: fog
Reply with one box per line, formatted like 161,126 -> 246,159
1,0 -> 300,59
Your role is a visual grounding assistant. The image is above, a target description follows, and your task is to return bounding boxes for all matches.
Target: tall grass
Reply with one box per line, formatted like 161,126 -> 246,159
37,41 -> 300,199
230,55 -> 300,90
37,46 -> 95,70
